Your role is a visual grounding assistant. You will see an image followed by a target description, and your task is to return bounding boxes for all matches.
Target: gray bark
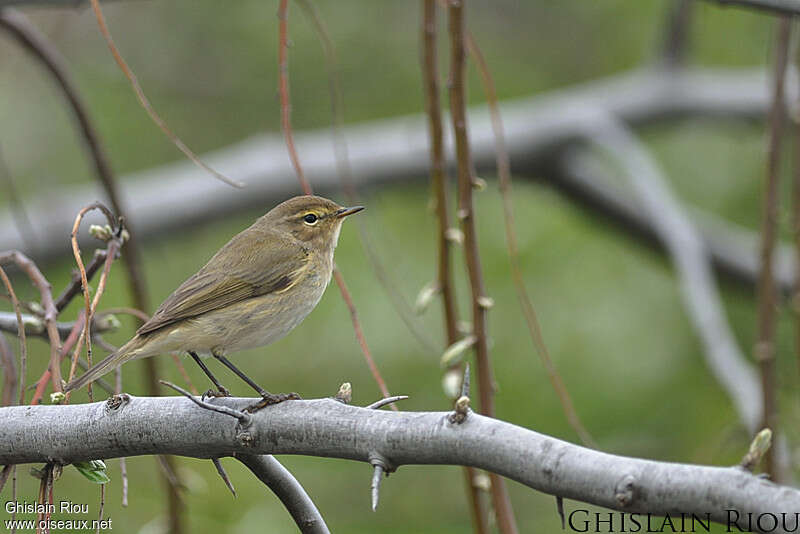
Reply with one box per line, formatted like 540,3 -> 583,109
0,396 -> 798,533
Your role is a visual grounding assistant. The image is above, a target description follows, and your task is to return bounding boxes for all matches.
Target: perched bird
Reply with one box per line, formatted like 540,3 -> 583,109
65,195 -> 363,409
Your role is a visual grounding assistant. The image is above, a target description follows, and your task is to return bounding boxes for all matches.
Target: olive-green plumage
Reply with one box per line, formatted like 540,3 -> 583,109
65,195 -> 363,393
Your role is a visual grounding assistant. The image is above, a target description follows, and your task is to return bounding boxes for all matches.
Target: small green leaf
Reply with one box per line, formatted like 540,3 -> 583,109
73,460 -> 110,484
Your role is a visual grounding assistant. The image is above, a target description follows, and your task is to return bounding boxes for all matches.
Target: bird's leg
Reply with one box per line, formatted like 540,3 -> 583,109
189,351 -> 231,399
211,350 -> 300,413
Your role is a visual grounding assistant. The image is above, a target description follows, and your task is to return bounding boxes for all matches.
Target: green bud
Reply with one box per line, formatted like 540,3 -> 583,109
440,335 -> 476,368
73,460 -> 111,484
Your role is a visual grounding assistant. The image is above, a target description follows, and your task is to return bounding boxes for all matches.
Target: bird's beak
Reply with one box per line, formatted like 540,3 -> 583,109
335,206 -> 365,219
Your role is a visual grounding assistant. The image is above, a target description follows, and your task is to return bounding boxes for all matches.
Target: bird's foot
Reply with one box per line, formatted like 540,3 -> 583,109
202,386 -> 231,401
244,392 -> 301,413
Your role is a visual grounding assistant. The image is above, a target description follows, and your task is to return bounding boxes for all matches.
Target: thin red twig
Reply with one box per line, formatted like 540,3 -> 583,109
295,0 -> 438,354
0,266 -> 25,405
30,313 -> 84,405
278,0 -> 312,196
87,0 -> 242,189
276,0 -> 394,405
464,32 -> 596,448
0,333 -> 17,407
755,16 -> 791,482
421,1 -> 489,531
0,251 -> 60,395
65,203 -> 120,403
447,1 -> 517,532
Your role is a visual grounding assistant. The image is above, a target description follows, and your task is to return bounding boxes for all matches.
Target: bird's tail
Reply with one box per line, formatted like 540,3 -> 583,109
64,335 -> 148,393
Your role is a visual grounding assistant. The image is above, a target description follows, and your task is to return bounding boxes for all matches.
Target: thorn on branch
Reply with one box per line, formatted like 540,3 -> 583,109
368,453 -> 393,512
365,395 -> 409,410
211,457 -> 236,497
460,363 -> 471,398
740,428 -> 772,472
159,380 -> 251,426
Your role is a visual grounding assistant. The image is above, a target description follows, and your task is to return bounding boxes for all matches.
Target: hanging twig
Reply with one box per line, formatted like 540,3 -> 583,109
31,312 -> 83,405
755,16 -> 790,482
447,1 -> 517,532
0,334 -> 16,407
84,0 -> 242,188
793,20 -> 800,387
660,0 -> 695,68
275,0 -> 394,404
65,202 -> 121,403
295,0 -> 439,355
465,28 -> 596,449
421,1 -> 488,531
278,0 -> 312,196
0,266 -> 25,406
0,251 -> 59,395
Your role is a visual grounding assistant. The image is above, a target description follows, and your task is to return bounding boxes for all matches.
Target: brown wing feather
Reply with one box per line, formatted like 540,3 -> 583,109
137,228 -> 309,335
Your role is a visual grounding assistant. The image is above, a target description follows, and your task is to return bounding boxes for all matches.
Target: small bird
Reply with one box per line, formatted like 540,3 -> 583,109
65,195 -> 363,409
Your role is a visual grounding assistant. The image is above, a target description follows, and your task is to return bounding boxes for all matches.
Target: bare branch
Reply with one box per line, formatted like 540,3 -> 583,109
0,250 -> 59,396
0,267 -> 24,406
0,333 -> 16,407
0,397 -> 797,534
237,454 -> 330,534
211,457 -> 236,497
465,26 -> 595,449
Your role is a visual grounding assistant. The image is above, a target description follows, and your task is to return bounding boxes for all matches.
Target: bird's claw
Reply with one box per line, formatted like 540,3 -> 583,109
244,392 -> 301,413
202,387 -> 231,401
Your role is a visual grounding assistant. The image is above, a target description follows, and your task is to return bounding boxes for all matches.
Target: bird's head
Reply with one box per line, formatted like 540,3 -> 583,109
261,195 -> 363,250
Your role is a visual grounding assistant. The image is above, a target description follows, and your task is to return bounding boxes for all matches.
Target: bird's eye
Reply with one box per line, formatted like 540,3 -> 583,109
303,213 -> 319,225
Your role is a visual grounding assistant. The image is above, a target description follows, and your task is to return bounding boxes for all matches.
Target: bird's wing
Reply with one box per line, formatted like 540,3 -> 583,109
137,229 -> 310,335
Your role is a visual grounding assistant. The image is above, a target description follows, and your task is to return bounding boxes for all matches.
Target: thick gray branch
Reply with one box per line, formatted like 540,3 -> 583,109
0,397 -> 797,533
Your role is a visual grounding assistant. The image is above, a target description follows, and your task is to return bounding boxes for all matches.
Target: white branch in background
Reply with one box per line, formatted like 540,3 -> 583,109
0,397 -> 798,534
579,113 -> 792,480
699,0 -> 800,16
0,68 -> 786,267
584,114 -> 762,433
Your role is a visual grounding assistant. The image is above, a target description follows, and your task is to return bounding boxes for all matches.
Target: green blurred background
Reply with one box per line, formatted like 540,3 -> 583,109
0,0 -> 797,532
